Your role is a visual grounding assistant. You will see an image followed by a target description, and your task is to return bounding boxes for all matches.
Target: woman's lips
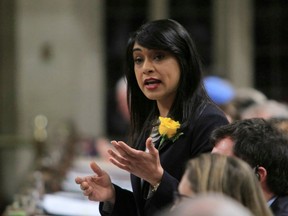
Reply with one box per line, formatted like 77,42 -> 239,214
144,78 -> 161,90
144,78 -> 161,85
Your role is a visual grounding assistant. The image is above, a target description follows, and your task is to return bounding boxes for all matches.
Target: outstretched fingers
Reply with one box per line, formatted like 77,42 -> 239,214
111,140 -> 139,159
108,149 -> 131,171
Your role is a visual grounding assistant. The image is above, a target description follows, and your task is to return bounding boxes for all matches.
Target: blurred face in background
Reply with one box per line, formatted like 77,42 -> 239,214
178,171 -> 194,197
116,85 -> 130,122
211,137 -> 234,156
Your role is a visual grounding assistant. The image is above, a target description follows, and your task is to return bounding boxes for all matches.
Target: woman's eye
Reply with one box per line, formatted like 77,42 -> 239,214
154,54 -> 165,61
134,57 -> 143,64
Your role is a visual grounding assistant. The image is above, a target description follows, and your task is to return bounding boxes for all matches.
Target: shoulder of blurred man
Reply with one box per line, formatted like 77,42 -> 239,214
270,195 -> 288,216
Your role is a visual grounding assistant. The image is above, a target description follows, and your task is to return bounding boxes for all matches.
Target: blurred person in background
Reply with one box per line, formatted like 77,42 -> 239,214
232,87 -> 267,120
94,77 -> 130,160
107,76 -> 130,141
268,117 -> 288,135
158,192 -> 256,216
170,153 -> 272,216
240,99 -> 288,120
210,118 -> 288,216
79,77 -> 130,160
158,193 -> 254,216
75,19 -> 228,216
204,75 -> 237,122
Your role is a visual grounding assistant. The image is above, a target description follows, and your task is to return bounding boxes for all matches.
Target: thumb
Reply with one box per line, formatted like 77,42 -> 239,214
90,161 -> 103,176
146,137 -> 157,154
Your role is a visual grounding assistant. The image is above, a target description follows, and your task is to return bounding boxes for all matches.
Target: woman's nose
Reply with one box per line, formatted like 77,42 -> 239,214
143,60 -> 154,74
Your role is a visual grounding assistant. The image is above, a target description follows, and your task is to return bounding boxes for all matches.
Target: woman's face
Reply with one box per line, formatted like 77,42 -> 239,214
132,43 -> 181,109
178,172 -> 194,197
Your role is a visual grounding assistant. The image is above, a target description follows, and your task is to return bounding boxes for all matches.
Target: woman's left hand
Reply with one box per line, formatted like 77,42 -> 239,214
109,137 -> 163,186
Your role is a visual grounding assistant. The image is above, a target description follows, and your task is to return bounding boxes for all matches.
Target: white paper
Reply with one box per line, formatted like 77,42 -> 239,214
42,193 -> 100,216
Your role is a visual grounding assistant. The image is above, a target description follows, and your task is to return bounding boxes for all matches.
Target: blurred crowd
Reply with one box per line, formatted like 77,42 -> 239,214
4,75 -> 288,216
75,75 -> 288,216
203,75 -> 288,123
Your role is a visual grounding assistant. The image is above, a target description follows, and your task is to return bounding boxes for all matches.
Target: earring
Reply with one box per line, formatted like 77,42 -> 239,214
255,172 -> 260,180
254,165 -> 260,180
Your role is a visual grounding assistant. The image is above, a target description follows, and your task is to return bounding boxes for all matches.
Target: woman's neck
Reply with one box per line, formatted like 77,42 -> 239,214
157,102 -> 171,117
156,92 -> 177,117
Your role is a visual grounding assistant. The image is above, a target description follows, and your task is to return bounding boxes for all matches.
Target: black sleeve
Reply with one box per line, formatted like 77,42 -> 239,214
99,184 -> 138,216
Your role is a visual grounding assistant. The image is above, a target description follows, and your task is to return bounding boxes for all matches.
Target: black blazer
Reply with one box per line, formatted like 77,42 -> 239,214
270,196 -> 288,216
100,102 -> 228,216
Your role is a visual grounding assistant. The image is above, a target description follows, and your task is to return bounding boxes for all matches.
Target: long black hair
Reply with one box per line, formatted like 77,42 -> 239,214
125,19 -> 211,147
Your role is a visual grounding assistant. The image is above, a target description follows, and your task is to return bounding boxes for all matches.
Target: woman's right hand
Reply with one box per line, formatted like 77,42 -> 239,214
75,161 -> 116,203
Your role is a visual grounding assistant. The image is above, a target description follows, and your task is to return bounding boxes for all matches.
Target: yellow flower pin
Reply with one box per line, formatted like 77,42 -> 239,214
158,117 -> 183,147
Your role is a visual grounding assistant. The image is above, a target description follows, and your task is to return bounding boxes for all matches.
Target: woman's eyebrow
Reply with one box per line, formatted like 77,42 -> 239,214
133,47 -> 142,52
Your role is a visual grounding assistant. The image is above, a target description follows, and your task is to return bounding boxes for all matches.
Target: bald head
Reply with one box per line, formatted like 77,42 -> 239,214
160,193 -> 254,216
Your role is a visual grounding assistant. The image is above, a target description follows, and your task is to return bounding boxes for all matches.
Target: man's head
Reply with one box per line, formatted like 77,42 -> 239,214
210,118 -> 288,199
162,193 -> 254,216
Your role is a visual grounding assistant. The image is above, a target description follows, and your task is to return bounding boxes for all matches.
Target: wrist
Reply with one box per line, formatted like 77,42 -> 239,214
150,169 -> 163,192
152,167 -> 164,185
107,184 -> 116,204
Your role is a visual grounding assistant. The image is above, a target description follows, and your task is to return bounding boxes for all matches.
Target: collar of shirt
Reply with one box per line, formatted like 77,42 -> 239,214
267,196 -> 278,206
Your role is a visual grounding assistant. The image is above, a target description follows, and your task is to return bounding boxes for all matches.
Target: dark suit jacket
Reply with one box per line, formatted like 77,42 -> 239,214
100,102 -> 228,216
270,196 -> 288,216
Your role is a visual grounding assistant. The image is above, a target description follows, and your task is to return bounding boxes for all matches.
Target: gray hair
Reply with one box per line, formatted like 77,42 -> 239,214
241,100 -> 288,119
159,193 -> 254,216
